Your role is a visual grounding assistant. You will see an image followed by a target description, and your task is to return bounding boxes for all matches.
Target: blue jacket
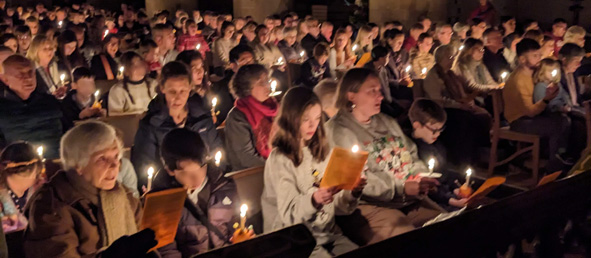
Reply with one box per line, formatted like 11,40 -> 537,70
0,86 -> 63,159
131,93 -> 222,188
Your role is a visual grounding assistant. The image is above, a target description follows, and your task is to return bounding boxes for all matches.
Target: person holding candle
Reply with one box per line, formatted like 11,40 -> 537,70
60,67 -> 106,130
176,19 -> 210,57
108,51 -> 158,115
139,39 -> 162,79
152,128 -> 246,257
352,25 -> 373,61
453,38 -> 504,91
482,28 -> 511,83
328,28 -> 356,78
533,59 -> 570,114
277,26 -> 307,63
409,33 -> 435,80
56,30 -> 86,74
26,35 -> 67,98
212,21 -> 238,77
262,87 -> 367,258
384,29 -> 413,97
0,142 -> 45,232
24,121 -> 158,258
301,18 -> 328,58
299,42 -> 332,89
90,34 -> 120,80
249,24 -> 285,70
176,50 -> 212,100
225,64 -> 278,171
0,55 -> 63,160
326,68 -> 441,245
131,61 -> 222,190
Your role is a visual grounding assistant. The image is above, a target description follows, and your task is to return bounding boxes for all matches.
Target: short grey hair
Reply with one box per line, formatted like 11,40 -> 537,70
60,121 -> 122,171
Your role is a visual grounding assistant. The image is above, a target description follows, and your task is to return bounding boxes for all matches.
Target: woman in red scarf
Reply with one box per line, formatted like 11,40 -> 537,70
225,64 -> 278,170
469,0 -> 497,27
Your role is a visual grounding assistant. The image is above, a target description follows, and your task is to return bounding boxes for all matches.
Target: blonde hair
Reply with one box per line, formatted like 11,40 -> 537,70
533,58 -> 561,84
332,28 -> 354,64
26,35 -> 56,63
354,25 -> 373,50
564,26 -> 586,44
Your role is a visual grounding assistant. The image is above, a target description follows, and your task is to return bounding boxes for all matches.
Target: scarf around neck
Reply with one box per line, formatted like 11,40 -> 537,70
235,95 -> 278,158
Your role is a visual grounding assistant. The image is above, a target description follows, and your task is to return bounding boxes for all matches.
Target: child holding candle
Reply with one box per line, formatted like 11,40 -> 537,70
152,128 -> 247,257
299,42 -> 332,89
532,58 -> 570,113
409,33 -> 435,79
262,87 -> 366,258
60,67 -> 106,130
108,51 -> 158,115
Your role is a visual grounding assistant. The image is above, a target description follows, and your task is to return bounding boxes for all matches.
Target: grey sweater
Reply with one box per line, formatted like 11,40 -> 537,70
261,147 -> 359,245
325,111 -> 427,205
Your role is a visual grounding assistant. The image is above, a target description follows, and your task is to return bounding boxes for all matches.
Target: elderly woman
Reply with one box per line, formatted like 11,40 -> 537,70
326,68 -> 441,245
131,61 -> 221,190
423,44 -> 491,166
225,64 -> 278,171
24,121 -> 157,258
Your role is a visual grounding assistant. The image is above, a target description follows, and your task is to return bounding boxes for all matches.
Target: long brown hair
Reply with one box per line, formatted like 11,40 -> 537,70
272,87 -> 329,167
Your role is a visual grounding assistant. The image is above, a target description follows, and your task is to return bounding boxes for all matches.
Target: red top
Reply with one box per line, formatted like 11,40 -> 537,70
545,31 -> 564,57
402,37 -> 417,52
177,34 -> 210,57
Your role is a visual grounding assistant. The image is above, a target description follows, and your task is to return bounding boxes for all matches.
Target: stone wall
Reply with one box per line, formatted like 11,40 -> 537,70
368,0 -> 450,27
233,0 -> 292,23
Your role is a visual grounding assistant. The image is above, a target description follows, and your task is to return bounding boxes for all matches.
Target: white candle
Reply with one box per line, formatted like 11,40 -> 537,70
428,158 -> 435,175
196,43 -> 201,50
465,168 -> 472,185
214,151 -> 222,166
351,145 -> 359,153
421,67 -> 427,75
352,44 -> 359,52
36,146 -> 44,161
240,204 -> 248,230
300,50 -> 305,57
551,69 -> 558,79
146,167 -> 154,192
60,73 -> 66,86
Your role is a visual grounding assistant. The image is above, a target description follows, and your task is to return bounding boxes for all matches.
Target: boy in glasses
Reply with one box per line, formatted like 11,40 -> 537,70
407,98 -> 467,210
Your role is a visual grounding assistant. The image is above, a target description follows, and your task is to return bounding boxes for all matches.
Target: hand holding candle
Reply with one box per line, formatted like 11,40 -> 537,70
459,168 -> 473,198
232,204 -> 255,243
92,90 -> 102,109
60,73 -> 66,87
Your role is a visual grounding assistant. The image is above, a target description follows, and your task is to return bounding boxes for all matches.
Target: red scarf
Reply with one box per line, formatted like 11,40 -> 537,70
235,96 -> 278,158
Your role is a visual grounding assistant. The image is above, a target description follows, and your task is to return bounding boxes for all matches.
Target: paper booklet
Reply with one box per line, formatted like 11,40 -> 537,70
320,147 -> 368,190
140,187 -> 187,250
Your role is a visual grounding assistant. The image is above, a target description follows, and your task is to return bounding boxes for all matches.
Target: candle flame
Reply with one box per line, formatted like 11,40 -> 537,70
212,97 -> 217,108
277,57 -> 283,64
551,69 -> 558,78
119,66 -> 125,73
428,158 -> 435,170
94,90 -> 100,98
270,80 -> 278,92
459,45 -> 464,51
501,71 -> 508,79
104,30 -> 109,37
352,44 -> 358,51
36,146 -> 44,157
421,67 -> 427,75
300,50 -> 305,57
466,168 -> 472,176
147,167 -> 154,179
58,21 -> 63,27
405,65 -> 411,73
214,151 -> 222,165
60,73 -> 66,81
351,145 -> 359,153
240,204 -> 248,217
196,43 -> 201,50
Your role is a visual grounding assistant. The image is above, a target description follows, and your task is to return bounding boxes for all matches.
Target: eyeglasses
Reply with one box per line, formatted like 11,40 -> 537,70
423,124 -> 446,134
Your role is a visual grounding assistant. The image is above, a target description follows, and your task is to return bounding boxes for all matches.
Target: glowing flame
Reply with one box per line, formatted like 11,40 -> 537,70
104,30 -> 109,37
270,80 -> 278,92
119,66 -> 125,73
352,44 -> 359,52
211,97 -> 217,108
277,57 -> 283,64
466,168 -> 472,177
551,69 -> 558,78
351,145 -> 359,153
428,158 -> 435,171
94,90 -> 100,98
240,204 -> 248,218
214,151 -> 222,166
405,65 -> 411,73
147,167 -> 154,179
60,73 -> 66,82
196,43 -> 201,50
300,50 -> 305,57
36,146 -> 44,157
421,67 -> 427,75
459,45 -> 465,51
501,71 -> 508,80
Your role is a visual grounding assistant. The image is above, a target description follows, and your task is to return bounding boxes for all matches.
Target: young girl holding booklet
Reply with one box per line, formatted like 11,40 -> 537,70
261,87 -> 366,258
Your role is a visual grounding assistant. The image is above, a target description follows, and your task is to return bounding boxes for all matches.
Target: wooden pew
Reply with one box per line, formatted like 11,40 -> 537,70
225,166 -> 265,234
338,171 -> 591,258
95,79 -> 118,97
98,113 -> 144,149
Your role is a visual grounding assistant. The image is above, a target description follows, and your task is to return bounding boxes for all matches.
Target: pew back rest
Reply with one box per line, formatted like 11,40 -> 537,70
225,166 -> 265,216
98,113 -> 144,148
95,80 -> 118,97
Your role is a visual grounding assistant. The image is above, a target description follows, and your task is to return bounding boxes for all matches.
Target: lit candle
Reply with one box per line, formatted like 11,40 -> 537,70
240,204 -> 248,230
276,57 -> 284,65
118,66 -> 124,79
60,73 -> 66,86
58,21 -> 63,28
211,97 -> 217,110
428,158 -> 435,176
300,50 -> 305,58
500,71 -> 508,82
104,30 -> 109,38
551,69 -> 558,79
351,144 -> 359,153
214,151 -> 222,166
146,167 -> 154,192
94,90 -> 100,99
421,67 -> 427,75
196,43 -> 201,50
36,146 -> 44,161
465,168 -> 472,185
405,65 -> 411,74
458,45 -> 465,51
270,80 -> 277,94
352,44 -> 359,52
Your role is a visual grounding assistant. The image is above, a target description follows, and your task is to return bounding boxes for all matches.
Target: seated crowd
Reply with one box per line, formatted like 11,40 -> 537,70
0,1 -> 589,257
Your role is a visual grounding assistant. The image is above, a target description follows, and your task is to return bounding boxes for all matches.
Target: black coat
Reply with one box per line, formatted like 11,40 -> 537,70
299,58 -> 331,89
60,90 -> 99,130
210,70 -> 236,126
131,93 -> 223,188
90,53 -> 119,80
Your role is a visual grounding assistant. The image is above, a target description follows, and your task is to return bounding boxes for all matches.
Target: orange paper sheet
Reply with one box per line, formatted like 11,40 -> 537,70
355,53 -> 372,68
140,188 -> 187,250
467,176 -> 506,202
320,147 -> 368,190
537,171 -> 561,187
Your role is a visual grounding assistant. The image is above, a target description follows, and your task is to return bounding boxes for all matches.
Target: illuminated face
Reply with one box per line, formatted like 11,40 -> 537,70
78,141 -> 121,190
300,104 -> 322,141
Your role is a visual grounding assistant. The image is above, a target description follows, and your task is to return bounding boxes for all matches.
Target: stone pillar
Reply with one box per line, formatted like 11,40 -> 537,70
369,0 -> 449,26
233,0 -> 293,23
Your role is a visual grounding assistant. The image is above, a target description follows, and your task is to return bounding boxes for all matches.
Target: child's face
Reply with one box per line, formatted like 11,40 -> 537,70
126,56 -> 147,81
144,47 -> 158,62
187,23 -> 198,35
413,121 -> 445,144
106,21 -> 115,29
317,54 -> 329,66
167,159 -> 207,191
72,77 -> 96,97
6,170 -> 38,191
